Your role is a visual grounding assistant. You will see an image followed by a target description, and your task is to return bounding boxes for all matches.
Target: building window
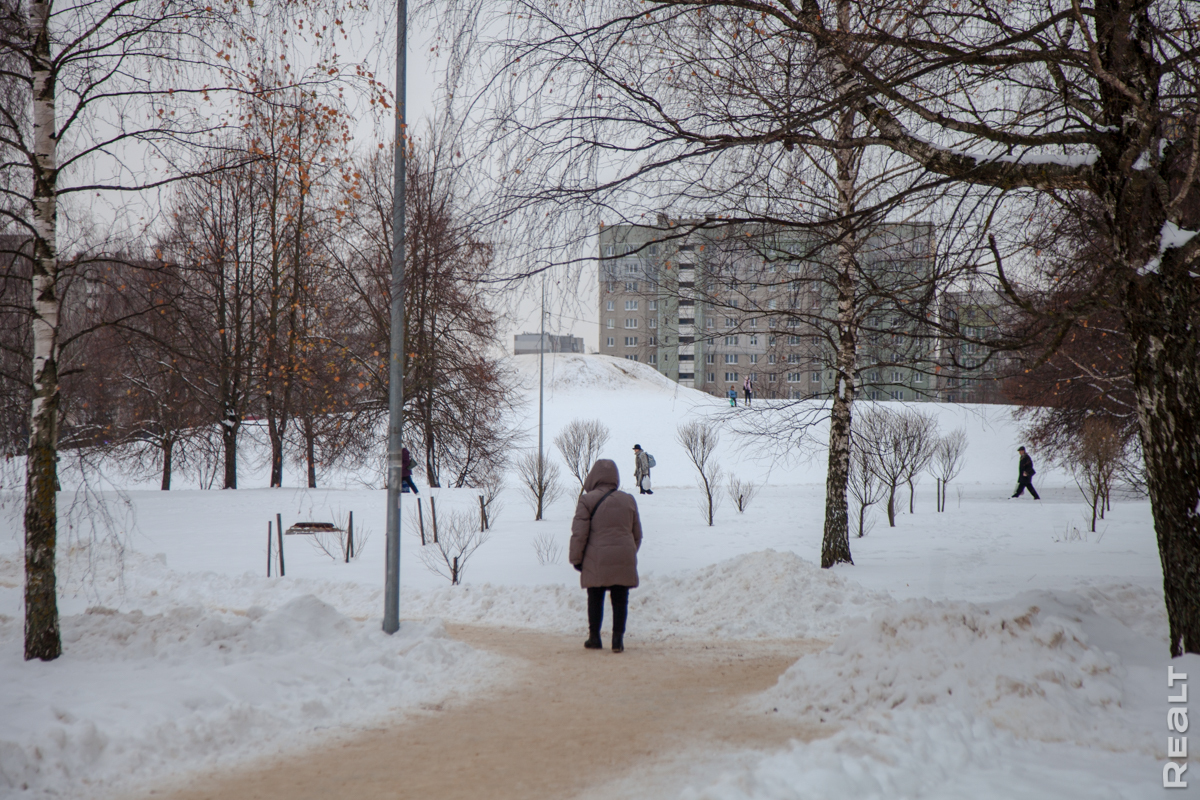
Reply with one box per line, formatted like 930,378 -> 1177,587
606,337 -> 615,347
707,372 -> 716,382
724,336 -> 738,346
768,373 -> 777,382
724,317 -> 735,327
603,245 -> 615,256
625,319 -> 638,329
680,244 -> 695,252
724,372 -> 739,382
606,300 -> 614,311
811,335 -> 821,346
625,300 -> 639,311
913,372 -> 924,383
787,372 -> 802,383
768,354 -> 777,364
768,336 -> 777,346
647,336 -> 657,346
749,354 -> 758,364
810,372 -> 820,383
648,300 -> 658,311
624,336 -> 639,346
625,281 -> 638,291
749,336 -> 758,346
649,354 -> 658,364
725,354 -> 738,364
706,318 -> 714,328
891,371 -> 903,382
625,354 -> 639,362
789,335 -> 802,345
787,354 -> 800,364
649,318 -> 658,329
705,353 -> 715,364
749,317 -> 758,328
606,319 -> 614,329
768,299 -> 777,310
868,371 -> 880,382
891,390 -> 903,400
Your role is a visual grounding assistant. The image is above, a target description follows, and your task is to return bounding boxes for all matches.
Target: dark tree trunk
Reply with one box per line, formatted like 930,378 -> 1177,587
269,419 -> 284,487
886,486 -> 897,527
222,413 -> 239,489
304,415 -> 317,488
1127,268 -> 1200,658
161,437 -> 173,490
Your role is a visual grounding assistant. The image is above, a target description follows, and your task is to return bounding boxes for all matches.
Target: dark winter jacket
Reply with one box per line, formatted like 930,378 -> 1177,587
570,459 -> 642,588
402,447 -> 413,479
1019,453 -> 1036,479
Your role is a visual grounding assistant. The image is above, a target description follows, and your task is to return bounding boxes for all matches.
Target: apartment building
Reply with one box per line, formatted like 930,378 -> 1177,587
598,220 -> 945,401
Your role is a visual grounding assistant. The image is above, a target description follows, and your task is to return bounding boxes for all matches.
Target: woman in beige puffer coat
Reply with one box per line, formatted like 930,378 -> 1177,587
569,459 -> 642,652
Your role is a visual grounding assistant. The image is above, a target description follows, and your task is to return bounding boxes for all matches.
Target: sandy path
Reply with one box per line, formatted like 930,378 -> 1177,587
141,626 -> 828,800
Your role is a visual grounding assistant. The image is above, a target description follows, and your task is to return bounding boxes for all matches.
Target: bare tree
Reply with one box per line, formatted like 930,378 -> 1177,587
726,474 -> 759,514
554,418 -> 611,490
897,410 -> 938,515
847,431 -> 886,537
515,451 -> 563,521
855,407 -> 910,528
931,429 -> 968,514
1069,418 -> 1123,533
415,507 -> 490,585
677,419 -> 723,526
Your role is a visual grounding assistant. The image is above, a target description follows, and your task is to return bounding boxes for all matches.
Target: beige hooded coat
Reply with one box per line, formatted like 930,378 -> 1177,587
569,459 -> 642,588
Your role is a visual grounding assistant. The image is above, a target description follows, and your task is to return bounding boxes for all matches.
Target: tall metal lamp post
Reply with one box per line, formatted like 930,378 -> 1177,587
383,0 -> 407,634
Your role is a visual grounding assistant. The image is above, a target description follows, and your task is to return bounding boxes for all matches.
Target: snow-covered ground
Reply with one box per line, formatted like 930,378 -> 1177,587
0,354 -> 1192,798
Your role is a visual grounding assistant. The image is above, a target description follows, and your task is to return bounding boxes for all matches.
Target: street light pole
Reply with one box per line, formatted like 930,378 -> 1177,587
383,0 -> 407,635
537,277 -> 545,519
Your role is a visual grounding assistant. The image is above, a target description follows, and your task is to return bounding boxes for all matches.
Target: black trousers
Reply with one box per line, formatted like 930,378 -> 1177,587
1014,476 -> 1040,499
587,586 -> 629,637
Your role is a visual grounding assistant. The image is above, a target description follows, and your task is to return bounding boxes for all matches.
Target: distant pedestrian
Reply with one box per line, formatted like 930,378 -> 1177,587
1011,446 -> 1039,500
570,459 -> 642,652
728,386 -> 738,407
401,446 -> 420,494
743,376 -> 754,406
633,444 -> 653,495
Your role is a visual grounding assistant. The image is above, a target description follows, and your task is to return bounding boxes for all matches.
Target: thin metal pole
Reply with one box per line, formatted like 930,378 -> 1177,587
539,277 -> 545,462
383,0 -> 407,635
537,278 -> 545,519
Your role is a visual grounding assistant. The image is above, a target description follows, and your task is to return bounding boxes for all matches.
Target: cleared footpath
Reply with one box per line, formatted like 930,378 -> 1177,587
141,626 -> 829,800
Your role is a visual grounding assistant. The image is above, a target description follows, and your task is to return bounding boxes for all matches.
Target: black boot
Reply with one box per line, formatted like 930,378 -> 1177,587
584,633 -> 603,649
611,633 -> 623,653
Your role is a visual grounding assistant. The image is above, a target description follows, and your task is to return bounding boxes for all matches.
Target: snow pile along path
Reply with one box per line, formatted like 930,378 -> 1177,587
0,554 -> 502,799
672,709 -> 1155,800
759,590 -> 1159,754
405,551 -> 891,640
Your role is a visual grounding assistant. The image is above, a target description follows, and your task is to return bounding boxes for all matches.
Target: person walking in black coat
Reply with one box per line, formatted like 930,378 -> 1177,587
401,446 -> 420,494
1011,446 -> 1039,499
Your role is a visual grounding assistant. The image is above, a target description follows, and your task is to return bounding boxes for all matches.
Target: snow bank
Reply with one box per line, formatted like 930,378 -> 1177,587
759,591 -> 1161,754
405,551 -> 890,640
0,553 -> 502,799
675,710 -> 1157,800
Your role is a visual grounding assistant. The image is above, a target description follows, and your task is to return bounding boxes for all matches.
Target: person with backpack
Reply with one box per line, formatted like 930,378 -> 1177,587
570,458 -> 643,652
633,443 -> 654,495
1011,445 -> 1040,500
